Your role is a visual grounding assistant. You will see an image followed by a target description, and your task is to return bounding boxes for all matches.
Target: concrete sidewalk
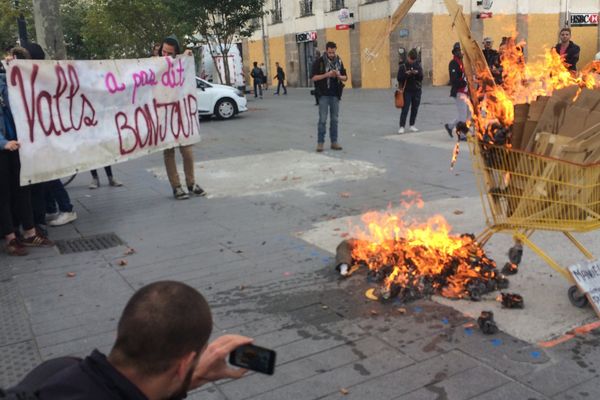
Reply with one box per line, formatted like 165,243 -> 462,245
1,86 -> 599,399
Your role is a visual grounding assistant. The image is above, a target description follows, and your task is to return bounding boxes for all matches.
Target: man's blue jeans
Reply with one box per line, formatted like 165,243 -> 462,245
45,180 -> 73,213
317,95 -> 339,144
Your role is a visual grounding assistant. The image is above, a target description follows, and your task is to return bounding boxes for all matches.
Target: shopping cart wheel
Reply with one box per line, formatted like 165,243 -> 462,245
568,286 -> 588,308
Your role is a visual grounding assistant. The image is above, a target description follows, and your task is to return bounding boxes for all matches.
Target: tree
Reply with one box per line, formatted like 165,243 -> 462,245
183,0 -> 266,86
0,1 -> 33,52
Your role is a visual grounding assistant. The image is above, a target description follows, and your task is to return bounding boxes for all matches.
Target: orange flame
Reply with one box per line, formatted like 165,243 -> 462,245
472,37 -> 600,140
350,192 -> 498,299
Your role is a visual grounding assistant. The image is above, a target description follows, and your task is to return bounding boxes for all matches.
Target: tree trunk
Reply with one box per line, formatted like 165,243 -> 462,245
32,0 -> 66,59
222,49 -> 231,86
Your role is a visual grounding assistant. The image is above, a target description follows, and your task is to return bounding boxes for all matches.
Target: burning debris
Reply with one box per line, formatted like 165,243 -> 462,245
336,192 -> 510,304
498,292 -> 524,309
477,311 -> 498,335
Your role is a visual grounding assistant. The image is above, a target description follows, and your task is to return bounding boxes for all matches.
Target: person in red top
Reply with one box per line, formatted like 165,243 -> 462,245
444,43 -> 471,140
554,27 -> 580,71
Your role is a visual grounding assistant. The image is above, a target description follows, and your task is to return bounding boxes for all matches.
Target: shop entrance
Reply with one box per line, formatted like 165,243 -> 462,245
298,40 -> 317,87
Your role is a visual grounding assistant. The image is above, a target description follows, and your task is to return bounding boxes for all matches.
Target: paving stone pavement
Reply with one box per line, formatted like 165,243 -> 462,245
1,86 -> 599,398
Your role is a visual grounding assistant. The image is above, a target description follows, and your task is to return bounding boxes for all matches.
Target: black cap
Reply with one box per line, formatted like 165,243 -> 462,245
452,42 -> 461,51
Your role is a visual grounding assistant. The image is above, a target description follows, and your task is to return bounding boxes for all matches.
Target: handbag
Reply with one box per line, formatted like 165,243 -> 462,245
395,81 -> 406,109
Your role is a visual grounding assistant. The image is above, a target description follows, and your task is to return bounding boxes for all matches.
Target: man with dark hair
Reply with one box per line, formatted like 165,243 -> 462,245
444,42 -> 470,140
554,27 -> 580,71
274,62 -> 287,95
159,35 -> 206,200
311,41 -> 348,152
250,61 -> 263,98
15,281 -> 252,399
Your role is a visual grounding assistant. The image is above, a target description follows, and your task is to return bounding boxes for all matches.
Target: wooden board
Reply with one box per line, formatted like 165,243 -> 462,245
569,260 -> 600,318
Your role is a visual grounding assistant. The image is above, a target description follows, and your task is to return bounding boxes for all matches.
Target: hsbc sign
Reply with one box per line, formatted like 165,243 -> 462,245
296,31 -> 317,43
570,13 -> 599,26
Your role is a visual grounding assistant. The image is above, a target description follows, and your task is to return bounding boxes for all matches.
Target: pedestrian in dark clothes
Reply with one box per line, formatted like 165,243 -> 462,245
554,27 -> 580,71
274,62 -> 287,95
396,48 -> 423,134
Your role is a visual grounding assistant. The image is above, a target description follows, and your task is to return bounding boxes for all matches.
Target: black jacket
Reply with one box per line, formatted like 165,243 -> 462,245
448,57 -> 467,98
482,48 -> 502,84
554,41 -> 580,71
396,61 -> 423,92
35,350 -> 149,400
276,66 -> 285,81
311,56 -> 346,99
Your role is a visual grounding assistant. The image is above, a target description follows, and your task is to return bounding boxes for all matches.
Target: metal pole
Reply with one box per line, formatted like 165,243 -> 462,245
13,0 -> 28,46
261,11 -> 270,85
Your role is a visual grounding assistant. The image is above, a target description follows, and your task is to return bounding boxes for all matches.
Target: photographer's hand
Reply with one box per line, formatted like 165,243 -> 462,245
191,335 -> 254,389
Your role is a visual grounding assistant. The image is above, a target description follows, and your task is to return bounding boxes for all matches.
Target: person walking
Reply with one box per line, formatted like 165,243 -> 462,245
260,62 -> 268,90
89,166 -> 122,189
250,61 -> 263,99
397,48 -> 423,134
159,35 -> 206,200
555,27 -> 580,71
274,62 -> 287,95
311,41 -> 348,152
444,42 -> 470,141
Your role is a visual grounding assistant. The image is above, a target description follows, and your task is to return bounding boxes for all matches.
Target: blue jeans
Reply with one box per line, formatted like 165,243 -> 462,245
399,90 -> 421,127
317,95 -> 340,144
45,179 -> 73,213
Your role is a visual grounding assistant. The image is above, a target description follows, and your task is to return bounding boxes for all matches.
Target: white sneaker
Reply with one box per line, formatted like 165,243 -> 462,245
409,126 -> 419,132
48,211 -> 78,226
89,178 -> 99,189
45,212 -> 59,222
398,127 -> 405,134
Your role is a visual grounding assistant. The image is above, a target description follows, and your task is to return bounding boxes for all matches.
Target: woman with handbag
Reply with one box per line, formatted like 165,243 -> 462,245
396,49 -> 423,134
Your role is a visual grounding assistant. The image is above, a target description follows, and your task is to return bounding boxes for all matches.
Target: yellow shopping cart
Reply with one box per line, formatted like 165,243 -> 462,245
467,135 -> 600,307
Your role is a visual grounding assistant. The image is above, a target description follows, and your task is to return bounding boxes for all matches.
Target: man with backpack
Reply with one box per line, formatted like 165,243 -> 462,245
250,61 -> 264,99
311,41 -> 347,152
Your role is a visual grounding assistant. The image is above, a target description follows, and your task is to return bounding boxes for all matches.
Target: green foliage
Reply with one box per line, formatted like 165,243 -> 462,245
0,1 -> 33,52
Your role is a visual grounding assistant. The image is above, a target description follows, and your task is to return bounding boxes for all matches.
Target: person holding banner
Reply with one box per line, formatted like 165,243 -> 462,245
1,45 -> 54,255
159,36 -> 206,200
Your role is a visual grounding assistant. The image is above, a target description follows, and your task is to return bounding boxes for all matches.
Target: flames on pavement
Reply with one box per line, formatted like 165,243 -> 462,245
348,191 -> 508,303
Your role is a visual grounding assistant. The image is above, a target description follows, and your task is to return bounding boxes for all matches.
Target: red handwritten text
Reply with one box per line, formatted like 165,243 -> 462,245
10,64 -> 98,143
104,72 -> 126,94
115,94 -> 198,155
161,57 -> 185,88
131,68 -> 158,104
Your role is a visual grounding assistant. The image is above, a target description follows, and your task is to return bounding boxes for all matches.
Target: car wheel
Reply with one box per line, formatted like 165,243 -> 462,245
214,98 -> 236,120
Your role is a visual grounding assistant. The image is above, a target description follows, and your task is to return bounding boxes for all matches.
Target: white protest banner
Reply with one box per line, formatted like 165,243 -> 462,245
568,259 -> 600,317
1,56 -> 200,185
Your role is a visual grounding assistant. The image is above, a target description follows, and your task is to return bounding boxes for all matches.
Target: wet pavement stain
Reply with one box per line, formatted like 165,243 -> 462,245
353,363 -> 371,376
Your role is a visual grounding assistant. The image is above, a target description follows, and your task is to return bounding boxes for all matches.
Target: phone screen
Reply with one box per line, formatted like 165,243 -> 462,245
229,344 -> 276,375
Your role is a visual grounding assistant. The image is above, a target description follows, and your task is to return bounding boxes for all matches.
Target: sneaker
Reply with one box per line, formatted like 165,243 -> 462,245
108,177 -> 123,187
398,127 -> 405,134
20,234 -> 54,247
316,143 -> 324,152
188,184 -> 206,197
444,123 -> 453,138
173,186 -> 189,200
409,126 -> 419,132
48,211 -> 78,227
6,239 -> 28,256
331,143 -> 343,151
45,212 -> 59,222
89,178 -> 99,189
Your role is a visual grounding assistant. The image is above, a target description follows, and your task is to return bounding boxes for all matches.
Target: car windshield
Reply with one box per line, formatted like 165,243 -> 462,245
196,78 -> 211,89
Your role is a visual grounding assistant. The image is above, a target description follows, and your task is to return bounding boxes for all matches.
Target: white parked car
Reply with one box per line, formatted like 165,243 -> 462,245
196,77 -> 247,120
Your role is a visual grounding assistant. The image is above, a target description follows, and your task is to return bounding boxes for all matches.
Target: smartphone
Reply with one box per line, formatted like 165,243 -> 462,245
229,344 -> 276,375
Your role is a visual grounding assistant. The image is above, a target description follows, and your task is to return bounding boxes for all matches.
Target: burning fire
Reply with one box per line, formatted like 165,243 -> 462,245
473,37 -> 600,139
350,191 -> 506,302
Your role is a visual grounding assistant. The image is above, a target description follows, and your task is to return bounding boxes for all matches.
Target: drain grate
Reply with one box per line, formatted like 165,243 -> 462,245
55,233 -> 124,254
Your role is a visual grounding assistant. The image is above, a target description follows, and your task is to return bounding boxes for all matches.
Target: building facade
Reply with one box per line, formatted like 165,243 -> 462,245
242,0 -> 600,88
